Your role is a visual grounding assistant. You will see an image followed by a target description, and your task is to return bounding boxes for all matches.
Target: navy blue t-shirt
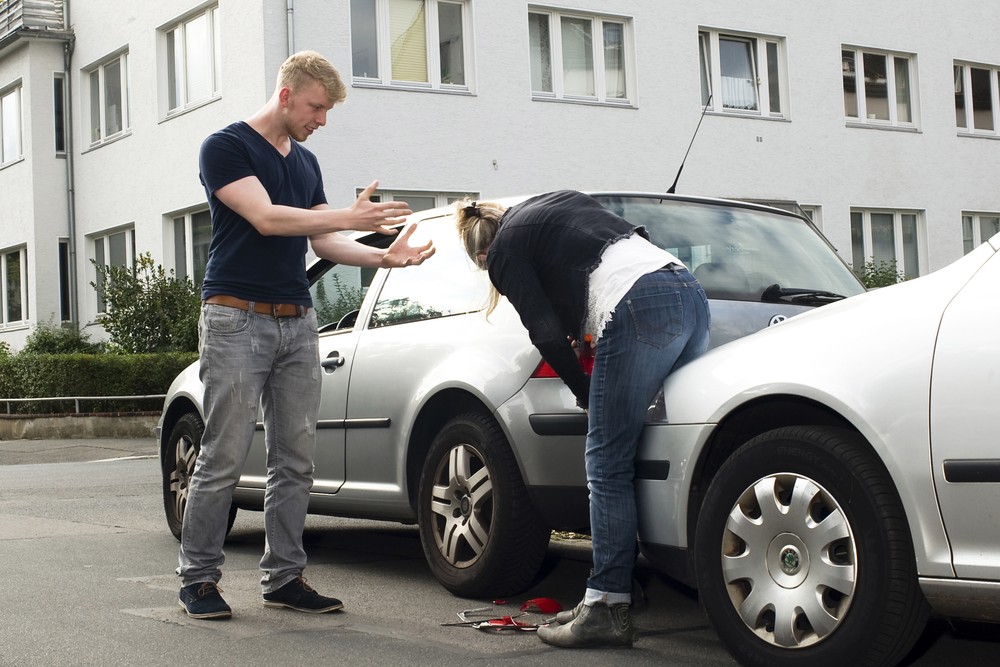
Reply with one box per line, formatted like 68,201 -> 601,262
199,121 -> 326,305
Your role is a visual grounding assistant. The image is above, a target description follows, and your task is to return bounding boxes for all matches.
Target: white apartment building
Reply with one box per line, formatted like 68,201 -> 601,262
2,0 -> 999,350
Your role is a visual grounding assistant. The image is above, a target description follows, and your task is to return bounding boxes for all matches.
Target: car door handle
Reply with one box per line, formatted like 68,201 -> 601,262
322,353 -> 346,370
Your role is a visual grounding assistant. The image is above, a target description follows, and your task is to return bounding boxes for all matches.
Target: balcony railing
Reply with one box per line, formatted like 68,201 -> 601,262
0,0 -> 66,44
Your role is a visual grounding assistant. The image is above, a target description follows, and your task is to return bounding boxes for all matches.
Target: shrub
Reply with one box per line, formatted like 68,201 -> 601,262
855,259 -> 906,289
92,253 -> 200,353
20,320 -> 104,355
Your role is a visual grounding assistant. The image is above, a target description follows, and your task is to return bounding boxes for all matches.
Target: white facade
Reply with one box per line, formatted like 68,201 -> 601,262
1,0 -> 999,350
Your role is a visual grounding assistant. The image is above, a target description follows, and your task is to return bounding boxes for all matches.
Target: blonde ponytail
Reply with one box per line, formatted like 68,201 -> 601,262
455,199 -> 507,316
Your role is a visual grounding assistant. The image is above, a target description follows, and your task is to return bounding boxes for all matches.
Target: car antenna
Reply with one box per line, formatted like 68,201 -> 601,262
667,94 -> 713,194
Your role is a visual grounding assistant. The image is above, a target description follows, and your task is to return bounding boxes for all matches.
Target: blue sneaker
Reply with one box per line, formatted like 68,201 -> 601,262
263,577 -> 344,613
179,582 -> 232,620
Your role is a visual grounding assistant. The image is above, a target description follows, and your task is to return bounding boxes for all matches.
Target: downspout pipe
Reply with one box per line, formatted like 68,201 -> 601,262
286,0 -> 295,55
63,0 -> 79,328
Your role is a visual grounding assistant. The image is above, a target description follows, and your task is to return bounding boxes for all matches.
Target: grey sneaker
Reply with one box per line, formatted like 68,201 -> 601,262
179,582 -> 232,620
537,602 -> 635,648
263,577 -> 344,613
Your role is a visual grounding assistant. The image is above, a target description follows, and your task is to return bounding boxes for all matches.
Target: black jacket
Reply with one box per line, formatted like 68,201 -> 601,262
487,190 -> 647,408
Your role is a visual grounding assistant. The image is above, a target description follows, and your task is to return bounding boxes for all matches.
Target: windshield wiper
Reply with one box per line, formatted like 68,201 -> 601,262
761,283 -> 847,306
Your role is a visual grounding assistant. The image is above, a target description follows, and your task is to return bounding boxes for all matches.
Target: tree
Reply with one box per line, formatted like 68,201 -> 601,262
92,253 -> 200,353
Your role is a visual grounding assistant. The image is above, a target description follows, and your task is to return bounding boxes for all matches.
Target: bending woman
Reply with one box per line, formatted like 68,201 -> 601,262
456,190 -> 710,649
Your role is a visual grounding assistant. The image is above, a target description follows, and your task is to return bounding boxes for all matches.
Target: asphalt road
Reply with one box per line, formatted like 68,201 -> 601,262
0,438 -> 997,666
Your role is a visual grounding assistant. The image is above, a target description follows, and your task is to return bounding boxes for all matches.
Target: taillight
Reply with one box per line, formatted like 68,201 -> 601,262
530,334 -> 595,378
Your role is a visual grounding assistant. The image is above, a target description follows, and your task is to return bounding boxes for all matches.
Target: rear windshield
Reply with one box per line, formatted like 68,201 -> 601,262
593,195 -> 866,302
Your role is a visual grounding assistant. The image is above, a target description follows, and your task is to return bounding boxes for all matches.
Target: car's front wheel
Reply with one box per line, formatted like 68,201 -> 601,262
695,426 -> 929,667
417,412 -> 550,598
161,412 -> 237,540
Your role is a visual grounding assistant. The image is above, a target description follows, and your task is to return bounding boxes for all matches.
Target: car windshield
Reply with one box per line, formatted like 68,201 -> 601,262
593,195 -> 866,302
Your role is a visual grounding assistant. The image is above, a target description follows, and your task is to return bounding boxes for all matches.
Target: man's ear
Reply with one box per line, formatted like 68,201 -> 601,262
278,86 -> 292,107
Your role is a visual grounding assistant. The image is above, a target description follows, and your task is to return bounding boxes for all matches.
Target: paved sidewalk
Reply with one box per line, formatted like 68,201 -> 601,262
0,436 -> 158,465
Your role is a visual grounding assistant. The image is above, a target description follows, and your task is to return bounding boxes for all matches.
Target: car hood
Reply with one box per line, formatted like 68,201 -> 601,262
660,241 -> 997,428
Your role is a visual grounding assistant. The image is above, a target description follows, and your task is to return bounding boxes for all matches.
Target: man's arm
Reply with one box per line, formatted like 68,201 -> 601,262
215,178 -> 411,237
309,220 -> 436,268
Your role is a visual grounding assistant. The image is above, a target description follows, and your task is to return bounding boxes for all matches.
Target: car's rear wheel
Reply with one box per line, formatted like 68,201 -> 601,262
695,426 -> 929,667
417,412 -> 550,598
162,412 -> 237,541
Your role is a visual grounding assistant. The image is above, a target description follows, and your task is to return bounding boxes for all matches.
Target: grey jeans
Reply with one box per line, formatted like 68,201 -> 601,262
177,303 -> 320,593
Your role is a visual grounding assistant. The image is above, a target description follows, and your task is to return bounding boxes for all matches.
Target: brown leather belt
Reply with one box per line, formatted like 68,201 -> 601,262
205,294 -> 309,318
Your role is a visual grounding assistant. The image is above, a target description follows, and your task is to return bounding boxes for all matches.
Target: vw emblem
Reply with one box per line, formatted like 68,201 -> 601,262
768,314 -> 787,327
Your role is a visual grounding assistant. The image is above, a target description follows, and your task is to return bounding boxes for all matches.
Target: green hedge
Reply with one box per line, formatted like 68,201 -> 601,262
0,352 -> 198,414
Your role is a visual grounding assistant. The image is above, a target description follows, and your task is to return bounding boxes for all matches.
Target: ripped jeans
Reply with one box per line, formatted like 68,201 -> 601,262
177,303 -> 320,594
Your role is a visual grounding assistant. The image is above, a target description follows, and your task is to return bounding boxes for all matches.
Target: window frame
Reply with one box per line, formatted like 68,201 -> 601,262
528,7 -> 636,106
1,246 -> 28,326
962,212 -> 1000,254
350,0 -> 474,93
168,209 -> 212,288
53,74 -> 67,154
90,227 -> 136,315
850,208 -> 924,280
161,5 -> 221,117
954,61 -> 1000,136
85,50 -> 131,146
1,82 -> 23,166
360,188 -> 478,213
699,28 -> 787,118
842,46 -> 918,130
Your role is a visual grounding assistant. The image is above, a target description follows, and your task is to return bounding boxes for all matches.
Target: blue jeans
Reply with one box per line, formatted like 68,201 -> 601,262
584,266 -> 710,604
177,303 -> 321,593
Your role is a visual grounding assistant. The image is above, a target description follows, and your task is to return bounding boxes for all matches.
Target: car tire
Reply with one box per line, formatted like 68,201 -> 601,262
417,412 -> 550,598
694,425 -> 929,667
162,412 -> 237,541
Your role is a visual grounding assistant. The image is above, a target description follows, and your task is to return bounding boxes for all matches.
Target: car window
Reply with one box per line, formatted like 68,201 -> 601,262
369,215 -> 490,328
310,263 -> 379,331
593,196 -> 866,301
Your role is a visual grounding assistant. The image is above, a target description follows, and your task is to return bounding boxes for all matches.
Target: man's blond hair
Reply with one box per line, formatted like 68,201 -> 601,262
277,50 -> 347,105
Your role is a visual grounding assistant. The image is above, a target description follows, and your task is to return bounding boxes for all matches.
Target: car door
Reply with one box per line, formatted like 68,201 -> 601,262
930,245 -> 1000,579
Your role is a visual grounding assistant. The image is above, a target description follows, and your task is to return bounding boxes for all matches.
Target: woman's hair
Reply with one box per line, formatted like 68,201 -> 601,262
455,199 -> 507,315
278,50 -> 347,105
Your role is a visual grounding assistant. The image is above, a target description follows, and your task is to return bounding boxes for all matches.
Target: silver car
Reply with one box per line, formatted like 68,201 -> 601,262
635,232 -> 1000,664
157,192 -> 865,598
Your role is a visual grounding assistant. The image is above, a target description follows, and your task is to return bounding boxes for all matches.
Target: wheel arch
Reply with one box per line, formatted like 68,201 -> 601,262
158,395 -> 203,468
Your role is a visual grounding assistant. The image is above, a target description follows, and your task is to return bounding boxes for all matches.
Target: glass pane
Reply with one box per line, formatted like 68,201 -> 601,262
104,60 -> 123,136
351,0 -> 379,78
561,16 -> 595,97
963,214 -> 975,254
719,37 -> 757,110
871,212 -> 896,264
390,0 -> 428,83
89,70 -> 102,142
894,57 -> 911,123
185,13 -> 213,103
5,251 -> 21,322
173,217 -> 187,279
438,2 -> 464,85
982,216 -> 1000,243
863,53 -> 889,120
699,33 -> 712,105
954,65 -> 967,128
59,241 -> 70,321
851,211 -> 865,270
901,214 -> 918,279
1,88 -> 20,162
95,238 -> 106,312
528,13 -> 552,93
970,67 -> 994,131
166,30 -> 179,109
54,77 -> 65,152
843,51 -> 858,118
192,210 -> 212,287
403,195 -> 436,212
603,22 -> 626,100
109,231 -> 128,267
766,41 -> 780,113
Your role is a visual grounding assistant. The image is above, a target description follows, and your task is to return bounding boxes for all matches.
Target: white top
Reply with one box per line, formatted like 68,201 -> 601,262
585,234 -> 682,340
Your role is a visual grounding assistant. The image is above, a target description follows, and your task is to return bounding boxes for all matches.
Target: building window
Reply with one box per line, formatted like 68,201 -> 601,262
700,29 -> 786,117
351,0 -> 471,91
54,75 -> 66,153
962,212 -> 1000,254
529,8 -> 634,105
851,209 -> 923,279
1,247 -> 27,325
87,52 -> 130,145
171,210 -> 212,287
954,62 -> 999,135
1,84 -> 22,165
164,6 -> 220,114
361,188 -> 477,213
92,228 -> 135,313
58,239 -> 71,322
843,47 -> 916,128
